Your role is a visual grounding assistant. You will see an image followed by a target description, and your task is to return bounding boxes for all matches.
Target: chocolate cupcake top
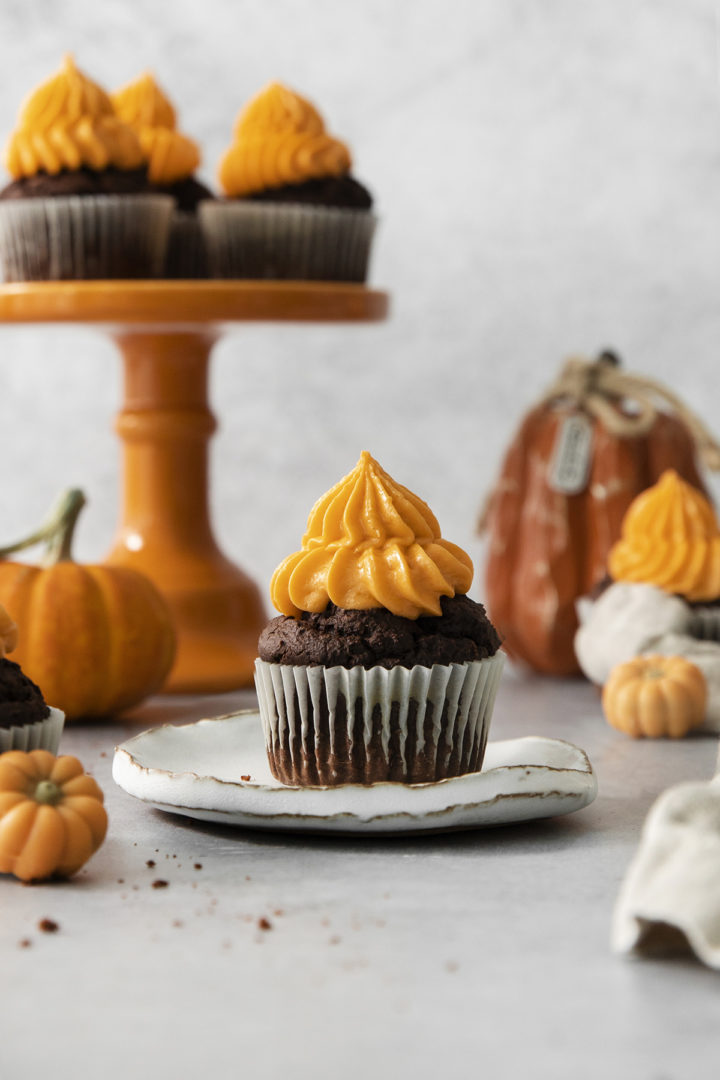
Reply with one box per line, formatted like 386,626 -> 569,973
4,56 -> 143,181
608,470 -> 720,602
260,452 -> 500,668
218,82 -> 370,206
0,607 -> 49,728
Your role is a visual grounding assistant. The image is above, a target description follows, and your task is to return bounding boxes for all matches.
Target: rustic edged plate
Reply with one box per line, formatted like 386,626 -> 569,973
112,710 -> 597,835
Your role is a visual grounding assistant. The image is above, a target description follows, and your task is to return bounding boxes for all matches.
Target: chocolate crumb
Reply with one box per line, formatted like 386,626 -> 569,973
258,917 -> 272,931
99,751 -> 107,758
240,774 -> 251,781
132,885 -> 139,891
172,920 -> 183,928
172,854 -> 177,859
194,863 -> 203,870
274,909 -> 284,917
117,878 -> 125,884
329,935 -> 341,946
152,880 -> 169,889
445,961 -> 459,974
18,938 -> 31,949
38,919 -> 59,933
146,860 -> 156,868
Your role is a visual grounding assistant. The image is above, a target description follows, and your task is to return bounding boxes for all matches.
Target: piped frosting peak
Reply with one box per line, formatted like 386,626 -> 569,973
270,452 -> 474,619
218,82 -> 351,197
608,469 -> 720,602
4,55 -> 143,178
112,72 -> 200,184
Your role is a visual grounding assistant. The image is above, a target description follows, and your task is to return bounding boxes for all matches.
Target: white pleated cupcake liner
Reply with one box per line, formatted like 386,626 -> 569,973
0,195 -> 174,281
0,706 -> 65,755
164,211 -> 208,278
199,201 -> 377,282
687,607 -> 720,643
255,653 -> 505,786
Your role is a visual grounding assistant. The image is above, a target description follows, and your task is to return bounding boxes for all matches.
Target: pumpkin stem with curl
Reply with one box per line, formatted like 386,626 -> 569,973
0,489 -> 86,567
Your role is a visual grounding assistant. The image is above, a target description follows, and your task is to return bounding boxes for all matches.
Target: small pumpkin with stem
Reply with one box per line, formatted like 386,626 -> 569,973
0,749 -> 107,881
0,489 -> 176,719
602,654 -> 707,738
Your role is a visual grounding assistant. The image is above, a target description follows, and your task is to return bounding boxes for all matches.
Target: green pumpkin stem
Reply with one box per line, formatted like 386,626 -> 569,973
0,489 -> 86,566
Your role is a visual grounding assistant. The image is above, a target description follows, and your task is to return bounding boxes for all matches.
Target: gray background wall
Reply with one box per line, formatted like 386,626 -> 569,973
1,0 -> 719,607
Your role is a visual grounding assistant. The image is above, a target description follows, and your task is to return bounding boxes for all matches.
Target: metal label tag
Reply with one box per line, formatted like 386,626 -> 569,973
548,414 -> 594,495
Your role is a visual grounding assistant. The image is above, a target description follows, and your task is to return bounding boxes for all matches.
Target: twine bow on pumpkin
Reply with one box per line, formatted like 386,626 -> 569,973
540,352 -> 720,470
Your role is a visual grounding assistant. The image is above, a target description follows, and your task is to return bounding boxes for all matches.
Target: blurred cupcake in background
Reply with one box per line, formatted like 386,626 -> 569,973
112,72 -> 213,277
0,56 -> 173,280
201,82 -> 377,281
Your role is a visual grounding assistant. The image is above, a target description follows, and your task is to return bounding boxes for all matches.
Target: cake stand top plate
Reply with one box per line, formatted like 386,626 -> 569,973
0,280 -> 389,326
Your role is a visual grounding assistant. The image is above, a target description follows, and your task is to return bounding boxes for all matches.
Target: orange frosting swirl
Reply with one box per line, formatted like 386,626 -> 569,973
219,82 -> 352,197
271,452 -> 474,619
608,470 -> 720,602
0,605 -> 18,659
112,73 -> 200,184
4,56 -> 143,179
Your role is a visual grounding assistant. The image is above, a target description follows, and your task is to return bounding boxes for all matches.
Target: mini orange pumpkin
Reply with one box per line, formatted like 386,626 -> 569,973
0,749 -> 107,881
602,655 -> 707,738
0,490 -> 176,719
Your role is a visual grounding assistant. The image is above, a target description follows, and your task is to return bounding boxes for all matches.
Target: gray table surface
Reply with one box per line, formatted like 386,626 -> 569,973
1,669 -> 718,1080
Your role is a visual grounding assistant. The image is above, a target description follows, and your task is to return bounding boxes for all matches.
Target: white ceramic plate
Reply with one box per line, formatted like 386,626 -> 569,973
113,711 -> 597,835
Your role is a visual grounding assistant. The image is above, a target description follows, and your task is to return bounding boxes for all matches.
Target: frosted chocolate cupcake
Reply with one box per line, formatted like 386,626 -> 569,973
255,452 -> 504,786
0,56 -> 173,280
201,82 -> 376,281
0,606 -> 64,754
112,72 -> 212,277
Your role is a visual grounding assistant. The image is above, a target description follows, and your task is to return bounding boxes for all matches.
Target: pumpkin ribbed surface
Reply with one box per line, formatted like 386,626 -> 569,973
0,561 -> 175,719
602,654 -> 707,738
0,749 -> 107,881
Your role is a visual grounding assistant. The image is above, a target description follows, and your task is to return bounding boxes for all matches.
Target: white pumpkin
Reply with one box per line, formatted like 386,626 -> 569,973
574,582 -> 691,685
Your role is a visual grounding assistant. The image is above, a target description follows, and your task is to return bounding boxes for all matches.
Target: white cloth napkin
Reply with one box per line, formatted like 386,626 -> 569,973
612,756 -> 720,967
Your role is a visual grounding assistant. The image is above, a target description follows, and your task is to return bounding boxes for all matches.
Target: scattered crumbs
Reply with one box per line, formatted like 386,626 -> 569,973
155,849 -> 159,853
132,885 -> 139,892
193,863 -> 203,871
165,854 -> 170,860
146,860 -> 156,868
320,917 -> 330,927
258,917 -> 272,932
172,854 -> 177,859
172,920 -> 184,928
445,961 -> 459,974
152,880 -> 169,890
245,875 -> 251,881
191,882 -> 198,890
18,939 -> 31,949
240,774 -> 251,781
273,909 -> 284,917
210,898 -> 218,907
133,843 -> 137,847
99,751 -> 107,758
117,878 -> 125,884
329,935 -> 341,946
120,894 -> 127,901
38,919 -> 59,934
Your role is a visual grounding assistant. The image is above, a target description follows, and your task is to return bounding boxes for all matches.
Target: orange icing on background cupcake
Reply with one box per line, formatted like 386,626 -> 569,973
608,470 -> 720,602
218,82 -> 352,197
112,73 -> 200,185
271,452 -> 474,619
4,55 -> 143,179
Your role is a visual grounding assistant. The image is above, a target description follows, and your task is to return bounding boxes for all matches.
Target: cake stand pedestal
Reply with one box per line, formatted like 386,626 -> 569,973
0,281 -> 389,693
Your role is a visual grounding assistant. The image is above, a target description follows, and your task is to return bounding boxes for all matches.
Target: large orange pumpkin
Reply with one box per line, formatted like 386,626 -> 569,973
483,353 -> 717,676
0,489 -> 176,718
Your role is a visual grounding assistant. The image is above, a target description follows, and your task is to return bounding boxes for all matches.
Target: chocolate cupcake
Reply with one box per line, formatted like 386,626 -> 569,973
201,82 -> 377,281
0,56 -> 173,281
255,452 -> 504,786
0,607 -> 63,754
112,72 -> 213,277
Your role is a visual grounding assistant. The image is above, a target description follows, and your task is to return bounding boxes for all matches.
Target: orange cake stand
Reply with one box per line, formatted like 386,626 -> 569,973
0,281 -> 389,693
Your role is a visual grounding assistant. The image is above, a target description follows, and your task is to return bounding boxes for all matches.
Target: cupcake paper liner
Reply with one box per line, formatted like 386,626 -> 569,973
255,654 -> 505,787
164,211 -> 208,279
0,194 -> 173,281
199,201 -> 377,282
0,706 -> 65,755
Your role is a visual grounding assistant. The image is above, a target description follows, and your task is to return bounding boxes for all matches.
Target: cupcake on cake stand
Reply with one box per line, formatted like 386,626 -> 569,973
0,279 -> 389,693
